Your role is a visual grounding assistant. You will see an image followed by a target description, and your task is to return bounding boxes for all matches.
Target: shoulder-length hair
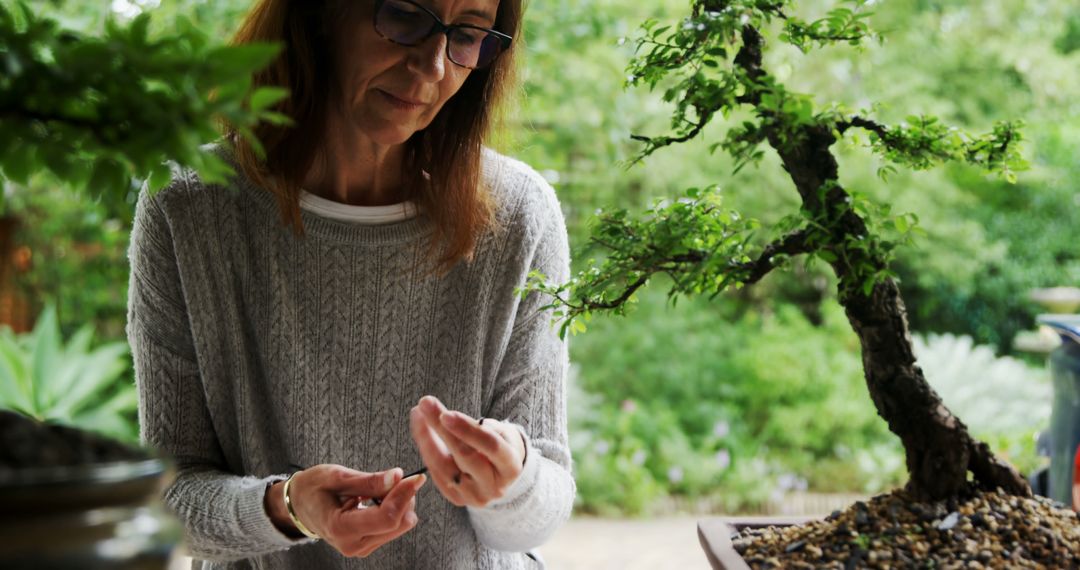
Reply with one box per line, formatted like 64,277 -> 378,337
225,0 -> 521,272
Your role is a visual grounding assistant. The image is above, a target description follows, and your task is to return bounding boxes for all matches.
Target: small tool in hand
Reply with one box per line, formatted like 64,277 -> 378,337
287,464 -> 427,508
360,466 -> 428,508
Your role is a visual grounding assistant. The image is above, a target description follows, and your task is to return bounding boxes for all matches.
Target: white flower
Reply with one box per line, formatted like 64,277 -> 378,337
712,420 -> 730,439
667,466 -> 684,483
594,440 -> 611,455
777,473 -> 799,491
540,169 -> 561,184
111,0 -> 160,18
714,449 -> 731,470
631,450 -> 647,466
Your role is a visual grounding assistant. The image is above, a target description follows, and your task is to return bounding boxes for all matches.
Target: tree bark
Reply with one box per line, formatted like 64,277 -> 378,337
767,124 -> 1030,501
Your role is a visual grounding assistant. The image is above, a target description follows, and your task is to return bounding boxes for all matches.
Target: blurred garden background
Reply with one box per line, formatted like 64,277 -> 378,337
3,0 -> 1079,520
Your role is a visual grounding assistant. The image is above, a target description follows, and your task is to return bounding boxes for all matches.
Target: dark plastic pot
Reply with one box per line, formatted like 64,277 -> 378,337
0,456 -> 180,569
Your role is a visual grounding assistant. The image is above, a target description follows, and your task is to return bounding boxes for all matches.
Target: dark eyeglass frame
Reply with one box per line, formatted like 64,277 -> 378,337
373,0 -> 513,70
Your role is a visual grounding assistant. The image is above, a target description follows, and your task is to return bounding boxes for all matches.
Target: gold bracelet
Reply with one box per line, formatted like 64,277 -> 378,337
283,473 -> 320,539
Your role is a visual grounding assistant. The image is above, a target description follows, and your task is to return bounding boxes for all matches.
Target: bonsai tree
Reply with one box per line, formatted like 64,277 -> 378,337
0,2 -> 285,207
530,0 -> 1031,502
0,2 -> 279,442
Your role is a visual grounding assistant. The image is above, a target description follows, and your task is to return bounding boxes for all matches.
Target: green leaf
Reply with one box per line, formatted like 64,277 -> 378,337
146,161 -> 173,193
88,160 -> 129,198
129,12 -> 151,46
249,86 -> 288,112
0,338 -> 31,413
894,215 -> 909,233
50,343 -> 129,419
204,43 -> 281,80
28,306 -> 62,412
2,142 -> 36,186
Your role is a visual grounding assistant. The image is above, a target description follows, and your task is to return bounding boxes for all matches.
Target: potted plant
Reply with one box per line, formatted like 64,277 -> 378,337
0,3 -> 284,567
0,306 -> 177,568
527,0 -> 1080,565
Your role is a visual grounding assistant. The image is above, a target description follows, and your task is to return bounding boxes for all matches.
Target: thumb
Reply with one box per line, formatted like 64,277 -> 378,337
326,467 -> 402,497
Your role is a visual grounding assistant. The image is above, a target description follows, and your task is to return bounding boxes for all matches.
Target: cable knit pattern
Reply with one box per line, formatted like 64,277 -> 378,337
127,147 -> 574,569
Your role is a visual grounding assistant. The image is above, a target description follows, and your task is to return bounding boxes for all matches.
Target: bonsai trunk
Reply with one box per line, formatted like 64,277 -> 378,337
768,124 -> 1031,501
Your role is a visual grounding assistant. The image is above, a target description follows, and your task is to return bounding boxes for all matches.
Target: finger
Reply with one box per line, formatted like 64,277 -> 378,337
418,394 -> 448,415
433,413 -> 497,490
440,411 -> 518,481
484,419 -> 530,472
337,475 -> 425,534
370,473 -> 425,524
418,398 -> 506,504
418,398 -> 486,463
420,397 -> 521,475
322,465 -> 402,498
347,507 -> 420,558
410,407 -> 467,505
418,410 -> 496,507
410,406 -> 458,476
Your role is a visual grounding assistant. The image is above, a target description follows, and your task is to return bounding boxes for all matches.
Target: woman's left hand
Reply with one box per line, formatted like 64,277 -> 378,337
409,395 -> 527,508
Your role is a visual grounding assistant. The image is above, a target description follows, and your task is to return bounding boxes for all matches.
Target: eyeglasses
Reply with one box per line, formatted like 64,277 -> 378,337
373,0 -> 512,70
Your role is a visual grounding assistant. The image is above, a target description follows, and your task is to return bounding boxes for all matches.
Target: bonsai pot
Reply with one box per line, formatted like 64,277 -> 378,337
698,517 -> 814,570
696,488 -> 1080,569
0,411 -> 180,569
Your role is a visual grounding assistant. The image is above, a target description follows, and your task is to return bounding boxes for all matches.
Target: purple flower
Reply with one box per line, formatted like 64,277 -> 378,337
667,466 -> 684,484
714,449 -> 731,470
631,450 -> 647,466
712,420 -> 730,439
777,473 -> 807,492
620,399 -> 638,413
593,440 -> 611,455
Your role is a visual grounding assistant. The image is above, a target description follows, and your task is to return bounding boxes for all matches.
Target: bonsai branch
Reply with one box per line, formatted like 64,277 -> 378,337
629,109 -> 713,159
736,228 -> 814,285
0,107 -> 113,145
836,116 -> 889,138
571,229 -> 813,314
734,25 -> 766,105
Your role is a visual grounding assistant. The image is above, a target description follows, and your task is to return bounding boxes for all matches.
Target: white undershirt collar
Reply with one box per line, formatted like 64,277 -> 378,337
298,190 -> 419,225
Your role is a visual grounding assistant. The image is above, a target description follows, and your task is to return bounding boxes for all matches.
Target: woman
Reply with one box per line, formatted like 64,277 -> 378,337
126,0 -> 574,567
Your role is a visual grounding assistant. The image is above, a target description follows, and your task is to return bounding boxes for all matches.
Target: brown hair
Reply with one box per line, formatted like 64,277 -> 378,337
225,0 -> 522,272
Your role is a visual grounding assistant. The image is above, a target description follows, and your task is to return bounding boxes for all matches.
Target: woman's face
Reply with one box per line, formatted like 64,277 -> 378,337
339,0 -> 501,147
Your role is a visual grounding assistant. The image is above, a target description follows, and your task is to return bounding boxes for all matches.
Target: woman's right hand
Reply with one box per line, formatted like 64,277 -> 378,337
265,464 -> 427,558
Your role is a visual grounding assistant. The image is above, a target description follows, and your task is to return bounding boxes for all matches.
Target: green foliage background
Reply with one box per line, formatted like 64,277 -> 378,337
5,0 -> 1076,513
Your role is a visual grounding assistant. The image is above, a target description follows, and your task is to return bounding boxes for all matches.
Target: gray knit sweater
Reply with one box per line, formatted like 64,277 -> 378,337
127,148 -> 574,569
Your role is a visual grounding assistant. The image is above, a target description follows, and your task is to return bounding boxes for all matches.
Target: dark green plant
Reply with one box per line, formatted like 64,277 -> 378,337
529,0 -> 1032,501
568,289 -> 907,512
0,305 -> 136,442
8,182 -> 132,340
0,1 -> 288,442
0,1 -> 288,205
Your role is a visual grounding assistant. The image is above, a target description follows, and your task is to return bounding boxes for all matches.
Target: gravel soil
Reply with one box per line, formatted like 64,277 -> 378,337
733,486 -> 1080,569
0,409 -> 147,473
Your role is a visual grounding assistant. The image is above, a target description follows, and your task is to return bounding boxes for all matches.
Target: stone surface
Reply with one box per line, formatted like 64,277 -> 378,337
732,487 -> 1080,569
